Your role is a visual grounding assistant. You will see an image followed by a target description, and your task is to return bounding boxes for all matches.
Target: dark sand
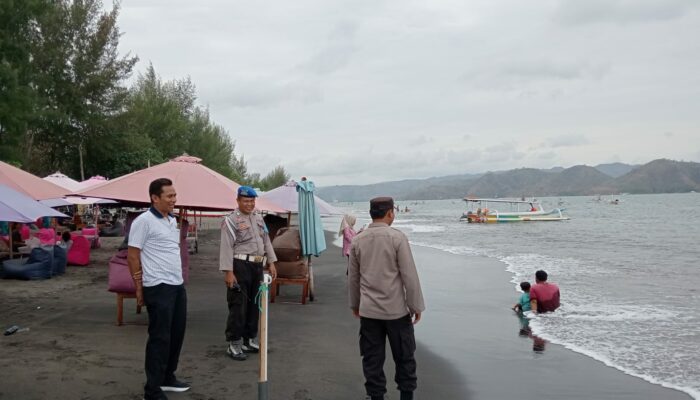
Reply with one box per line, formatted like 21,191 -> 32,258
0,230 -> 691,400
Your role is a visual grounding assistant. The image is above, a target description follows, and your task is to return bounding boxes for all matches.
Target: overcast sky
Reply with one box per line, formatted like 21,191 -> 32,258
117,0 -> 700,186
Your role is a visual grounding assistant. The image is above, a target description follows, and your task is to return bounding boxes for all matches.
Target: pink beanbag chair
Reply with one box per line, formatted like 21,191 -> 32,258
20,225 -> 30,240
67,235 -> 90,266
108,249 -> 134,293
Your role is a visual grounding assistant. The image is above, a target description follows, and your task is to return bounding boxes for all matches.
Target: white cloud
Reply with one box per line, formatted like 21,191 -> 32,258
548,134 -> 590,148
116,0 -> 700,185
554,0 -> 699,26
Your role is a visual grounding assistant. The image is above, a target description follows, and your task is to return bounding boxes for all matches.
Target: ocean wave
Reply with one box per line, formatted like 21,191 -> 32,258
527,317 -> 700,399
394,224 -> 446,233
410,241 -> 482,256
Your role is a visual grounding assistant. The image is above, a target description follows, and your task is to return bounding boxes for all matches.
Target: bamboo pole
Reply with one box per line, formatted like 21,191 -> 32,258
258,273 -> 272,400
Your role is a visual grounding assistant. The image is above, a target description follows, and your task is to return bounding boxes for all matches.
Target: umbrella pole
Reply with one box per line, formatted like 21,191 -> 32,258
9,227 -> 13,258
307,255 -> 315,302
258,273 -> 272,400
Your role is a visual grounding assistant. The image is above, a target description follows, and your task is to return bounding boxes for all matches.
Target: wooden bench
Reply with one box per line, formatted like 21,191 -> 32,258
270,276 -> 309,305
116,292 -> 142,326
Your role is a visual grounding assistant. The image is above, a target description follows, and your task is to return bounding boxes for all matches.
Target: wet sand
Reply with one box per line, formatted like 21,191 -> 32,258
0,230 -> 691,399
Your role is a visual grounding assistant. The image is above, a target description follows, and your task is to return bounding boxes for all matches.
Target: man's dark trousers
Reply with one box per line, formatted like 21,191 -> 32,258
226,259 -> 263,341
143,283 -> 187,399
360,314 -> 417,398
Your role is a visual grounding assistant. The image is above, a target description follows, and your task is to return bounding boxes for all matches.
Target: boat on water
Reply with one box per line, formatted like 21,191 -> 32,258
459,198 -> 569,223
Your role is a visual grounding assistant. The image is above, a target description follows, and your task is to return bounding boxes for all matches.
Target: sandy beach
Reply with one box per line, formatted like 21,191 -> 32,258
0,229 -> 692,400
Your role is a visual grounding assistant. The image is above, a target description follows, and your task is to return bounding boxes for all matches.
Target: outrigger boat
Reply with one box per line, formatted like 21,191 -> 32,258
459,198 -> 569,223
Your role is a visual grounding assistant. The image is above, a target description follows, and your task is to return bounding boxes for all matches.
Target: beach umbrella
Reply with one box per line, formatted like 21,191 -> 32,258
261,180 -> 343,216
0,161 -> 70,200
42,173 -> 116,206
43,172 -> 83,192
0,184 -> 68,222
0,184 -> 68,257
78,154 -> 286,212
297,179 -> 326,302
79,175 -> 108,189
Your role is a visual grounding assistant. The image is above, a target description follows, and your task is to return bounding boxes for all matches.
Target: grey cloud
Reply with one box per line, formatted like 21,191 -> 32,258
538,151 -> 558,160
409,135 -> 435,146
663,132 -> 674,138
204,79 -> 322,108
297,21 -> 358,75
554,0 -> 698,25
548,134 -> 590,148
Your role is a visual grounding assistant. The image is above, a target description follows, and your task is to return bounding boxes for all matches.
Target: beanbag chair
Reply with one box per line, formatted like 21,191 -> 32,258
272,227 -> 302,262
108,249 -> 134,293
2,248 -> 53,280
100,221 -> 124,237
67,235 -> 90,266
276,259 -> 309,279
180,219 -> 189,284
52,245 -> 67,276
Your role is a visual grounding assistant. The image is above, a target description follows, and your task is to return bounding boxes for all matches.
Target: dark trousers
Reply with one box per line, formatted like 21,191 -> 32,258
360,314 -> 417,397
143,283 -> 187,399
226,259 -> 263,341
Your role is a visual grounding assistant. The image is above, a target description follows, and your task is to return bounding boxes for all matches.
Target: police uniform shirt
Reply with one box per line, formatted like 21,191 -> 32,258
348,222 -> 425,320
219,209 -> 277,271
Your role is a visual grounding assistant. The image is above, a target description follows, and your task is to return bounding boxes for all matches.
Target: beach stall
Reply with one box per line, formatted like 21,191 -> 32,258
0,184 -> 68,278
78,154 -> 287,324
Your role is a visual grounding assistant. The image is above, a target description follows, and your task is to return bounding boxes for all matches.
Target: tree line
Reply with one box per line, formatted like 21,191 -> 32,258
0,0 -> 289,190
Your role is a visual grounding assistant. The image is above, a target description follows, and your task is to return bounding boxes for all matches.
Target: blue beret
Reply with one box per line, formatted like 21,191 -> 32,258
237,185 -> 258,198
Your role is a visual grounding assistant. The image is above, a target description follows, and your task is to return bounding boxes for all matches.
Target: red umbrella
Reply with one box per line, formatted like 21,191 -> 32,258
0,161 -> 70,200
78,155 -> 287,212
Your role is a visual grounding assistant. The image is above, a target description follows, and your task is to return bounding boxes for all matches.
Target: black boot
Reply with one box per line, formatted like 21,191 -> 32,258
400,391 -> 414,400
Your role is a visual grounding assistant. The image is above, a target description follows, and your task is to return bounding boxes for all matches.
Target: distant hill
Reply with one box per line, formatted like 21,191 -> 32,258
615,159 -> 700,193
315,159 -> 700,201
594,162 -> 639,178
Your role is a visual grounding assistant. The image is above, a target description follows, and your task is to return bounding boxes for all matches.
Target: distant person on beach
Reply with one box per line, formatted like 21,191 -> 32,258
128,178 -> 190,399
219,186 -> 278,361
530,270 -> 560,313
10,223 -> 25,252
339,214 -> 357,259
349,196 -> 425,400
58,231 -> 73,252
512,281 -> 531,312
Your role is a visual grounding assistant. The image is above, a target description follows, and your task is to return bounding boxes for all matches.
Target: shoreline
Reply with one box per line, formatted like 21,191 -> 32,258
0,229 -> 693,399
409,242 -> 693,400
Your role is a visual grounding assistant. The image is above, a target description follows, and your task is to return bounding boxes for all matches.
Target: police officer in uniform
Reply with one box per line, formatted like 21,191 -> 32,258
349,196 -> 425,400
219,186 -> 278,360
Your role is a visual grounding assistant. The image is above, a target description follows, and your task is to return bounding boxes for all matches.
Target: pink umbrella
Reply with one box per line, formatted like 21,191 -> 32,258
43,171 -> 83,192
0,161 -> 70,200
261,180 -> 343,216
79,175 -> 108,190
78,155 -> 287,212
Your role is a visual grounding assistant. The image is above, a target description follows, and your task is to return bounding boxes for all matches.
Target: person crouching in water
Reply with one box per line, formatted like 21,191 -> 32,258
512,281 -> 531,312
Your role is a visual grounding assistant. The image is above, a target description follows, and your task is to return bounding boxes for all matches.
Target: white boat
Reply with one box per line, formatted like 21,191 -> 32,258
459,198 -> 569,223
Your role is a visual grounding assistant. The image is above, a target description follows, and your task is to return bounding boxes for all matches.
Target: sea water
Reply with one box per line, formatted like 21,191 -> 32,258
328,193 -> 700,399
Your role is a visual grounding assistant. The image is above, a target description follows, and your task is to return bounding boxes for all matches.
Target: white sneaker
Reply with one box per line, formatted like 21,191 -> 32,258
242,337 -> 260,353
227,342 -> 247,361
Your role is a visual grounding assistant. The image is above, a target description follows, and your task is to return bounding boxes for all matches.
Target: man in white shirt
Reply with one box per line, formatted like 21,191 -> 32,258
128,178 -> 189,400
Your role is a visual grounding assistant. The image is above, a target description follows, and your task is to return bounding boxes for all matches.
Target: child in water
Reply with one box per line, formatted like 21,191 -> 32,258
512,281 -> 531,312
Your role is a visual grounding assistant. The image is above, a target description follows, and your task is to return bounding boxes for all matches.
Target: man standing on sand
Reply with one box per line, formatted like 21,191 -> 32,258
530,270 -> 560,313
219,186 -> 278,361
349,196 -> 425,400
128,178 -> 190,400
